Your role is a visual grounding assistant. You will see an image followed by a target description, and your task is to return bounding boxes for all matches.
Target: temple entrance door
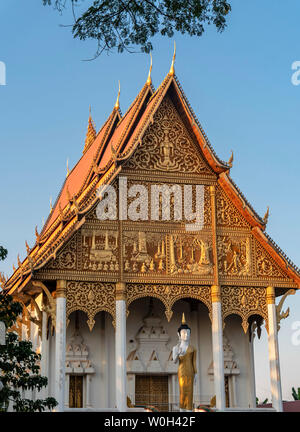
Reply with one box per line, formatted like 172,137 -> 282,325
135,375 -> 169,411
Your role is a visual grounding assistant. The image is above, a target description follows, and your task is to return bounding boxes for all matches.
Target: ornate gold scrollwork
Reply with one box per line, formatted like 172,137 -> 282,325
32,280 -> 56,330
126,283 -> 212,322
276,289 -> 296,331
221,286 -> 268,334
66,281 -> 116,331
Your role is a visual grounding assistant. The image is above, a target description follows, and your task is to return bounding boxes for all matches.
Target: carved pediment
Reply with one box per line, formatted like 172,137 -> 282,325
125,96 -> 214,176
216,185 -> 250,228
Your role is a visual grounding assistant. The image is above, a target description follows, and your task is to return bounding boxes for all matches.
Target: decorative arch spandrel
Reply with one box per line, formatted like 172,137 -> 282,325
221,286 -> 268,334
66,281 -> 116,330
126,283 -> 212,322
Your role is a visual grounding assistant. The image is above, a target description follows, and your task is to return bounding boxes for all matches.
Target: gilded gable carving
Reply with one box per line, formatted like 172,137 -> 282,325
216,185 -> 250,228
125,97 -> 213,175
218,236 -> 252,277
45,233 -> 77,270
255,240 -> 289,279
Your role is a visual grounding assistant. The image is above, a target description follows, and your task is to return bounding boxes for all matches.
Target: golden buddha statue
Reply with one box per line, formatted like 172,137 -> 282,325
172,313 -> 197,411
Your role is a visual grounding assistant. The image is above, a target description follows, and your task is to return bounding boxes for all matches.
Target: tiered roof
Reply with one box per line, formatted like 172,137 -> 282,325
3,61 -> 300,294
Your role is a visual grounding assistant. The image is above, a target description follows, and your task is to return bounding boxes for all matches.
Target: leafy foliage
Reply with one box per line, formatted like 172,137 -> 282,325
292,387 -> 300,400
0,293 -> 58,412
0,247 -> 7,262
43,0 -> 231,56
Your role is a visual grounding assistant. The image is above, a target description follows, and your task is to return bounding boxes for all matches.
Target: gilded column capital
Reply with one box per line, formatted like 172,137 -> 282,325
209,185 -> 216,195
116,282 -> 126,301
211,285 -> 221,303
56,280 -> 67,298
266,286 -> 275,305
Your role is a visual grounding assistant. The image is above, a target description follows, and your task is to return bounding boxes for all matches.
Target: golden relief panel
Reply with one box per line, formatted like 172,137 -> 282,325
45,233 -> 77,270
123,231 -> 213,277
81,228 -> 119,272
255,240 -> 289,279
125,96 -> 213,175
218,236 -> 252,277
221,286 -> 268,333
126,283 -> 212,322
66,281 -> 115,330
215,185 -> 250,228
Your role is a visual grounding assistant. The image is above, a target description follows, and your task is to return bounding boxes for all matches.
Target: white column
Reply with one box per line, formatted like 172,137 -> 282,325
86,375 -> 92,408
267,286 -> 283,412
55,280 -> 67,412
40,310 -> 49,399
115,283 -> 127,412
248,323 -> 257,408
211,285 -> 225,411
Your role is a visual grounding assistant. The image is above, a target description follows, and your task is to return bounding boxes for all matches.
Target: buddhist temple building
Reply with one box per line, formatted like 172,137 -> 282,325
2,56 -> 300,412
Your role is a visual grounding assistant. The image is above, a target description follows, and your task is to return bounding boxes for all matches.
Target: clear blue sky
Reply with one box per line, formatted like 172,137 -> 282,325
0,0 -> 299,402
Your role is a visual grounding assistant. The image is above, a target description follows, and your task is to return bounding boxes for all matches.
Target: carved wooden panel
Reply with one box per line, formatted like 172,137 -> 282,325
45,233 -> 78,270
123,231 -> 213,277
221,286 -> 268,333
218,235 -> 252,277
66,281 -> 115,330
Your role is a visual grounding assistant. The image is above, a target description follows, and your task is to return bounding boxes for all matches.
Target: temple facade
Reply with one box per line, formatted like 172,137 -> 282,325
3,60 -> 300,412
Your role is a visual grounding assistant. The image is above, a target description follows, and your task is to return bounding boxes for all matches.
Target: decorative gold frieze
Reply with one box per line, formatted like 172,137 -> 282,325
66,281 -> 116,331
221,286 -> 268,333
123,231 -> 213,277
218,236 -> 252,277
81,228 -> 119,272
126,283 -> 212,322
125,97 -> 213,175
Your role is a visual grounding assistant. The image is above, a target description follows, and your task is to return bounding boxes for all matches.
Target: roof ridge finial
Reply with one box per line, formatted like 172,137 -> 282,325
66,158 -> 70,177
115,81 -> 121,110
83,106 -> 97,154
169,41 -> 176,76
147,52 -> 153,86
263,206 -> 270,224
50,196 -> 53,212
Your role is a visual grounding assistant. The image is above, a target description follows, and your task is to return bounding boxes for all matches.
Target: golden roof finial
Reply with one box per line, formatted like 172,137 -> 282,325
115,81 -> 121,110
147,52 -> 153,86
228,150 -> 234,167
25,241 -> 30,255
263,206 -> 270,224
169,41 -> 176,76
182,312 -> 186,325
83,106 -> 97,154
50,196 -> 53,212
66,158 -> 70,177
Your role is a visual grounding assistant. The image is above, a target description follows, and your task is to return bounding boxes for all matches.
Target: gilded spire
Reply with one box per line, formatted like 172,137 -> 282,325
147,52 -> 153,86
169,41 -> 176,76
83,106 -> 97,154
263,206 -> 270,224
50,196 -> 53,212
115,81 -> 121,110
228,150 -> 234,167
66,158 -> 70,177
